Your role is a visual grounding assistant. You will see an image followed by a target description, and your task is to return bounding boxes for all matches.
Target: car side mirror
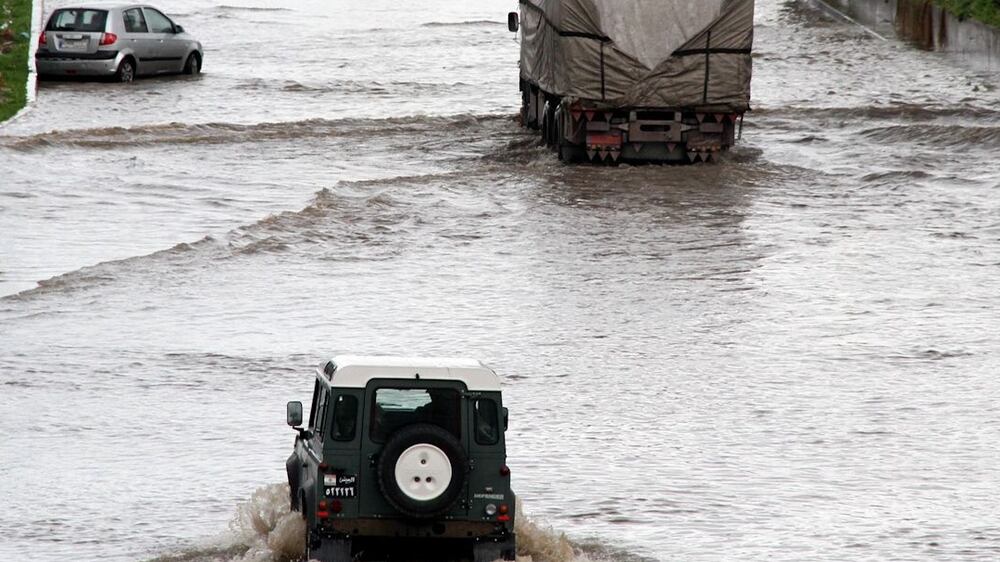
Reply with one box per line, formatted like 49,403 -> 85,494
174,24 -> 184,33
287,401 -> 303,427
507,12 -> 519,33
502,407 -> 509,430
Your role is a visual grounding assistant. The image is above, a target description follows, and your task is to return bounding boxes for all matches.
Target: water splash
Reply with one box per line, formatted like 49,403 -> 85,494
151,483 -> 604,562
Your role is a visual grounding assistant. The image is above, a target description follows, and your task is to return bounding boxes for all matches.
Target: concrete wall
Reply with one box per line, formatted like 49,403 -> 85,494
821,0 -> 1000,70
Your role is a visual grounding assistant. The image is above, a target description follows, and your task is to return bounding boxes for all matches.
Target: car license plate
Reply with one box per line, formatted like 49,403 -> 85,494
60,38 -> 87,50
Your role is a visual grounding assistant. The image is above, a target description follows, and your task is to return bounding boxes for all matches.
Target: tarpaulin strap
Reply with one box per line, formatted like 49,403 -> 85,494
703,31 -> 711,104
562,31 -> 612,41
600,42 -> 606,100
519,0 -> 611,42
672,47 -> 752,56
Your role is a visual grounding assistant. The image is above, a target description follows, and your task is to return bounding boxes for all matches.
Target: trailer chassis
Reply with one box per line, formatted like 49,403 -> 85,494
519,79 -> 743,164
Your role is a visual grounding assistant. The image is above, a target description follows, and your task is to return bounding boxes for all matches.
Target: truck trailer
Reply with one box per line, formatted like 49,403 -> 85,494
509,0 -> 755,163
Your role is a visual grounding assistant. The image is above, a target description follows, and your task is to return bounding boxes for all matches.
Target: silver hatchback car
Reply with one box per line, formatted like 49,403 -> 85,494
35,4 -> 203,82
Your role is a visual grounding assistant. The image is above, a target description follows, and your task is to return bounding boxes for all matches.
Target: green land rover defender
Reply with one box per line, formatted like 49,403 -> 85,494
285,356 -> 517,562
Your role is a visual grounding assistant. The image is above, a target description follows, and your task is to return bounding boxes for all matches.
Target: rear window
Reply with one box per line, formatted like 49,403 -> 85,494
474,399 -> 500,445
370,388 -> 461,442
46,9 -> 108,32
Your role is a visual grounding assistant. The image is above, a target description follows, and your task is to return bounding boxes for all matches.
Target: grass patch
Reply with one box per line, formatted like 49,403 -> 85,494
933,0 -> 1000,28
0,0 -> 33,123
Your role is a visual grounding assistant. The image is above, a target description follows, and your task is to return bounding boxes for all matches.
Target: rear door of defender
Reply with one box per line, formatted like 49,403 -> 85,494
466,392 -> 513,523
358,380 -> 471,519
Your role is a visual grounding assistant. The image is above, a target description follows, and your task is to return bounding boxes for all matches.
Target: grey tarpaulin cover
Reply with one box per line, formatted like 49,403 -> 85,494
518,0 -> 754,112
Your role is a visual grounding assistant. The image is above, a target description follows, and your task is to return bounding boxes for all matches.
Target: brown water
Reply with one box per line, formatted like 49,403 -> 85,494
2,1 -> 1000,561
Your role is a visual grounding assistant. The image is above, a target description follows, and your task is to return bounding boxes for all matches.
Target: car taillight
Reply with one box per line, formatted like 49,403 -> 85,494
500,465 -> 510,476
100,33 -> 117,46
38,32 -> 46,46
330,499 -> 343,513
317,500 -> 330,519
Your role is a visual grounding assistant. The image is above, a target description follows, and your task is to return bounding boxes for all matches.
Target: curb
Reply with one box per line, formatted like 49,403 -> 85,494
812,0 -> 889,41
816,0 -> 1000,70
5,0 -> 42,125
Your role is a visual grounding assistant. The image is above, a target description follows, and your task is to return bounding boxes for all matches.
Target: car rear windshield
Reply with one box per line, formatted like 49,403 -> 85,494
370,388 -> 461,442
46,9 -> 108,32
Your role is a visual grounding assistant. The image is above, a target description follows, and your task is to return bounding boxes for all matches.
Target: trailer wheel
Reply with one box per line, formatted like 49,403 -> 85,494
540,101 -> 551,146
520,87 -> 530,127
542,100 -> 560,148
556,109 -> 584,163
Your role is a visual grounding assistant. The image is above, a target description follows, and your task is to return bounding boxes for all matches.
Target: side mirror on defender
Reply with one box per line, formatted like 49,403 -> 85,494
287,401 -> 303,427
508,12 -> 519,33
174,24 -> 184,33
502,407 -> 509,430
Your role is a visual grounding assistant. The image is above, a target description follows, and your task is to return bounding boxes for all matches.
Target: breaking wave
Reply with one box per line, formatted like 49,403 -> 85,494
859,123 -> 1000,147
2,237 -> 221,301
1,114 -> 510,150
1,171 -> 492,300
215,5 -> 292,12
421,20 -> 505,28
753,103 -> 1000,122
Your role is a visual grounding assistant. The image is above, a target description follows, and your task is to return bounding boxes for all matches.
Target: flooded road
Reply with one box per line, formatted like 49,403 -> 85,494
3,1 -> 1000,561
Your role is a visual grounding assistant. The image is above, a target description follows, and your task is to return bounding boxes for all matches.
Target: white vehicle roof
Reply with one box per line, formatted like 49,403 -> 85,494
320,355 -> 502,391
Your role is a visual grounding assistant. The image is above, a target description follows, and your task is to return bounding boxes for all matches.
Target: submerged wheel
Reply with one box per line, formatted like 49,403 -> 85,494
115,58 -> 135,83
474,537 -> 517,562
183,53 -> 201,75
306,532 -> 351,562
541,100 -> 560,147
556,109 -> 585,163
377,423 -> 467,518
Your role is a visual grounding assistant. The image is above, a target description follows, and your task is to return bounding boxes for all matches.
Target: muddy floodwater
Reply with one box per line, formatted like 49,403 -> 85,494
2,0 -> 1000,560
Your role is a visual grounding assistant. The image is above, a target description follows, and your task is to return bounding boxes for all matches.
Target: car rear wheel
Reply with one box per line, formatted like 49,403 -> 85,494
184,53 -> 200,75
116,59 -> 135,83
377,423 -> 467,518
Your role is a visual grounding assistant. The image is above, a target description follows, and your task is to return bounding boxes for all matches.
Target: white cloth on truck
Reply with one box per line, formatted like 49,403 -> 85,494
518,0 -> 754,112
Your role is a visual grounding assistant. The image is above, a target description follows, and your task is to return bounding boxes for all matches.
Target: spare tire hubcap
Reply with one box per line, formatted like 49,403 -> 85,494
394,443 -> 453,501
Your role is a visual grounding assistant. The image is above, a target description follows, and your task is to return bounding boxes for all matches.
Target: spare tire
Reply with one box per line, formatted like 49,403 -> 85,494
377,423 -> 468,518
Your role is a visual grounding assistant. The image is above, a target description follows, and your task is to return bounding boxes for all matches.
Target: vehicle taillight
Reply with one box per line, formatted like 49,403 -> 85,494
500,465 -> 510,476
317,500 -> 330,519
330,499 -> 343,513
100,33 -> 117,46
499,504 -> 509,515
38,32 -> 46,46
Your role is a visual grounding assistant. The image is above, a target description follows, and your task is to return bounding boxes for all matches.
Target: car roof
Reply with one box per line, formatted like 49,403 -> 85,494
320,355 -> 502,391
50,4 -> 148,11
